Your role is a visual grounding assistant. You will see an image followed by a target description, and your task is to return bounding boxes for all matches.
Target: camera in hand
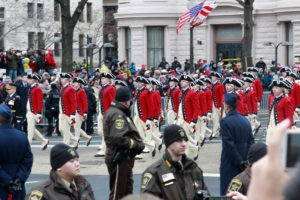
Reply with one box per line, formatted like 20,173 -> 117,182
195,190 -> 232,200
281,129 -> 300,169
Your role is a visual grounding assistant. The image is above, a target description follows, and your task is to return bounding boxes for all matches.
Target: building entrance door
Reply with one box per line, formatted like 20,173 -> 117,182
216,43 -> 242,61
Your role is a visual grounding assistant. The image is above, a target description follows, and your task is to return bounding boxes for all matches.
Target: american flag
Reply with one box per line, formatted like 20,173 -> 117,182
191,3 -> 218,27
176,2 -> 204,34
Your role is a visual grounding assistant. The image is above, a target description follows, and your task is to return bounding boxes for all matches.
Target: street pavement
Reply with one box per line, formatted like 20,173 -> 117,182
26,111 -> 268,199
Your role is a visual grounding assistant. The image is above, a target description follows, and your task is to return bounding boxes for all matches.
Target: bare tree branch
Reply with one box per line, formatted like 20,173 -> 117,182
236,0 -> 245,7
0,23 -> 24,41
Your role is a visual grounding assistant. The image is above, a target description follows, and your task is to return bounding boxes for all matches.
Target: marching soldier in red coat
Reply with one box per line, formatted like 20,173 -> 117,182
73,77 -> 92,146
59,73 -> 80,148
223,77 -> 247,116
133,76 -> 155,159
95,72 -> 116,157
210,71 -> 224,138
200,77 -> 213,137
242,76 -> 258,135
286,71 -> 300,118
148,78 -> 163,151
248,67 -> 263,104
175,75 -> 200,160
266,79 -> 294,144
194,79 -> 208,147
26,73 -> 49,150
166,77 -> 181,125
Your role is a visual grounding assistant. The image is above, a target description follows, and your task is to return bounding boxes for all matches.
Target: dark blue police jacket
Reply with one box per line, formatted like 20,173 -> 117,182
0,123 -> 33,200
219,109 -> 254,195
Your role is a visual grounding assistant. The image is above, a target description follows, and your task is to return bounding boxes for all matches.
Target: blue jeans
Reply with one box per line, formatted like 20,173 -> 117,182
8,69 -> 17,82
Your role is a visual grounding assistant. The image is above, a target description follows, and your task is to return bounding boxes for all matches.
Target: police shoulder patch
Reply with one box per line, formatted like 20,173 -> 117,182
115,118 -> 125,129
28,190 -> 43,200
141,172 -> 152,189
227,178 -> 242,192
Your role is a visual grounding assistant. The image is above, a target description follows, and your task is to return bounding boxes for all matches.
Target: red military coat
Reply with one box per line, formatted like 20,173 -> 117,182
61,84 -> 77,116
236,90 -> 247,116
99,84 -> 116,114
288,83 -> 300,111
196,90 -> 207,117
166,87 -> 181,113
244,88 -> 258,115
203,87 -> 213,113
211,82 -> 224,109
269,95 -> 294,126
76,88 -> 88,116
135,88 -> 153,122
151,90 -> 162,119
28,84 -> 43,114
252,78 -> 263,102
180,88 -> 200,123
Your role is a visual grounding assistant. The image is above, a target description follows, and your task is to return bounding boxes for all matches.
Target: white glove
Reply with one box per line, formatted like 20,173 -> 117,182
35,114 -> 42,123
146,120 -> 152,130
189,122 -> 196,128
83,113 -> 87,121
207,113 -> 212,120
70,115 -> 76,125
154,119 -> 159,127
252,114 -> 257,119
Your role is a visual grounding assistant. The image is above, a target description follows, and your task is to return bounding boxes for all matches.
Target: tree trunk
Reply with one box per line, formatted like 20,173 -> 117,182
61,22 -> 74,72
57,0 -> 88,72
241,0 -> 254,72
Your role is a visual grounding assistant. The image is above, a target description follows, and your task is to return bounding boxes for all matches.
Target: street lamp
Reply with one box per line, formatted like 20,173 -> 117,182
98,34 -> 115,67
86,43 -> 99,72
264,41 -> 292,72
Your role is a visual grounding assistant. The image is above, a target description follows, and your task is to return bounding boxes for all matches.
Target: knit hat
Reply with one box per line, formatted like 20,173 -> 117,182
0,104 -> 12,119
163,124 -> 188,148
115,86 -> 132,102
50,143 -> 79,170
247,142 -> 267,165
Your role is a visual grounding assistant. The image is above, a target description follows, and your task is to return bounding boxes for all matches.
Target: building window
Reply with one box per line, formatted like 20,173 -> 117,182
0,23 -> 4,49
79,34 -> 84,57
28,32 -> 35,49
54,33 -> 61,56
286,22 -> 293,66
147,27 -> 164,67
87,3 -> 92,23
27,3 -> 34,18
125,27 -> 131,63
54,0 -> 60,21
37,3 -> 44,19
79,3 -> 84,23
0,7 -> 4,18
37,32 -> 45,49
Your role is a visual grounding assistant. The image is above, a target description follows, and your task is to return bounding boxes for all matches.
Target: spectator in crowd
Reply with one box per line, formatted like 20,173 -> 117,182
45,48 -> 57,74
255,57 -> 267,73
0,80 -> 7,104
7,48 -> 19,82
171,56 -> 181,71
184,59 -> 191,74
36,49 -> 45,74
158,57 -> 169,69
126,76 -> 136,96
0,49 -> 8,76
263,70 -> 275,90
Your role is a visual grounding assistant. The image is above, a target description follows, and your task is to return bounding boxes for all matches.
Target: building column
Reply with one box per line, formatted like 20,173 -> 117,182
118,27 -> 126,62
292,20 -> 300,61
130,25 -> 145,68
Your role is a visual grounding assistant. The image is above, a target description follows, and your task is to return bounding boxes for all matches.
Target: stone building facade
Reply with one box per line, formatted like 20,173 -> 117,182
115,0 -> 300,68
0,0 -> 103,66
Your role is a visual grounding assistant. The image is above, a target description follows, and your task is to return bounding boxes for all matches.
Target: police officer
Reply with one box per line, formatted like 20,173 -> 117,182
104,86 -> 145,200
0,104 -> 33,200
25,143 -> 95,200
141,124 -> 208,200
5,83 -> 22,129
44,82 -> 60,136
